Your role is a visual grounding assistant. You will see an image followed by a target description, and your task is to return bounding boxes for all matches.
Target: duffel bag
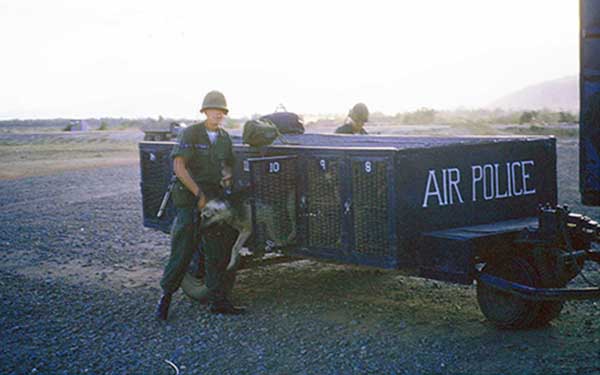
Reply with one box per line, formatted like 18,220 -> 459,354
242,119 -> 280,147
260,111 -> 305,134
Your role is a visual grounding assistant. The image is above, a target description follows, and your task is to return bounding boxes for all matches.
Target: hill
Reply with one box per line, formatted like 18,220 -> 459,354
489,75 -> 578,111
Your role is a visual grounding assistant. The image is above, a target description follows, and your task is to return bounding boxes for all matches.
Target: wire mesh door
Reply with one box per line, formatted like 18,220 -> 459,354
140,143 -> 176,232
350,157 -> 395,260
249,155 -> 298,253
303,156 -> 344,251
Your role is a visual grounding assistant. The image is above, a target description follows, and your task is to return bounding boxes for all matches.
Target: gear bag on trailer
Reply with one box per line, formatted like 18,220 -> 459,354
260,106 -> 305,135
242,119 -> 280,147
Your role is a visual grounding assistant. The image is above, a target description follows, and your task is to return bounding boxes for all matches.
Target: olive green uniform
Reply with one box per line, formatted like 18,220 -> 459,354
335,122 -> 368,135
335,103 -> 369,134
160,121 -> 237,304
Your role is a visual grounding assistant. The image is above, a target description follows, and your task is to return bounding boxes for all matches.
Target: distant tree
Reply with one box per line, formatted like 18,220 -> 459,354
98,121 -> 109,131
558,111 -> 577,123
519,111 -> 538,124
403,108 -> 436,125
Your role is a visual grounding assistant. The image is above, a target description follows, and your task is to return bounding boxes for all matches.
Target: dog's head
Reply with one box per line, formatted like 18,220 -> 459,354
200,199 -> 233,228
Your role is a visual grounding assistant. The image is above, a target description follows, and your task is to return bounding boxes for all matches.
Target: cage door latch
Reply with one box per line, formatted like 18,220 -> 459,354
343,200 -> 352,215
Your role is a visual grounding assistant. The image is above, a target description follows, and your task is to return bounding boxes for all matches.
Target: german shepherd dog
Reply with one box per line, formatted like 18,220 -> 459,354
180,188 -> 296,302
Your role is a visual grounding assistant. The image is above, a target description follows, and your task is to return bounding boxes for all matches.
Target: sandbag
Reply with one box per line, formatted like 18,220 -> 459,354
242,119 -> 280,147
260,112 -> 305,134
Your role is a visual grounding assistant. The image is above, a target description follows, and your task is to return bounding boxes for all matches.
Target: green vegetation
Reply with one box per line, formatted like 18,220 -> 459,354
559,111 -> 577,123
2,109 -> 579,138
399,108 -> 437,125
390,108 -> 579,126
506,125 -> 578,137
519,111 -> 537,124
518,110 -> 578,125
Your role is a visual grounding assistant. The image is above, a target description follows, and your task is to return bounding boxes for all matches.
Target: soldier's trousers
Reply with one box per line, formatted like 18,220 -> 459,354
160,207 -> 237,303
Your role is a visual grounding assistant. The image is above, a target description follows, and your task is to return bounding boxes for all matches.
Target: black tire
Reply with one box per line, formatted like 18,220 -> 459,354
477,258 -> 542,329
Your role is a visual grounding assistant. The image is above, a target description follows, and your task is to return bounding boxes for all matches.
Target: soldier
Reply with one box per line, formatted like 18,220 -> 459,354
335,103 -> 369,135
156,90 -> 244,320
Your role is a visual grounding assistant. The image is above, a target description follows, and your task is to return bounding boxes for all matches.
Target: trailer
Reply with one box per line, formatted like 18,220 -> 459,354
139,133 -> 600,329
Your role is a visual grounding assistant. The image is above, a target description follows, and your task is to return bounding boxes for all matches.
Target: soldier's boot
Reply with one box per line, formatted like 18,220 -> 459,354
209,299 -> 245,315
155,292 -> 172,321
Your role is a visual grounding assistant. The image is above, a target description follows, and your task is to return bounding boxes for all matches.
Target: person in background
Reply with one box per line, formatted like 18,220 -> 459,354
335,103 -> 369,135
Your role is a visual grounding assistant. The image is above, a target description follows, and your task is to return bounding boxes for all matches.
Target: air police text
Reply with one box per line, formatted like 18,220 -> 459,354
422,160 -> 536,208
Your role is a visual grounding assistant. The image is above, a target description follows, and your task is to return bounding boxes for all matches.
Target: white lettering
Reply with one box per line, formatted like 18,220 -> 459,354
269,161 -> 280,173
506,162 -> 513,197
428,159 -> 536,207
483,164 -> 495,200
494,163 -> 508,198
472,165 -> 483,201
422,170 -> 445,208
511,162 -> 523,196
448,168 -> 464,204
442,169 -> 448,205
522,160 -> 536,195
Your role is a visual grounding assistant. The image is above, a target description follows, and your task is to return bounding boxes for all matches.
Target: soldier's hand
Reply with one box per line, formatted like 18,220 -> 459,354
196,194 -> 207,210
220,174 -> 233,189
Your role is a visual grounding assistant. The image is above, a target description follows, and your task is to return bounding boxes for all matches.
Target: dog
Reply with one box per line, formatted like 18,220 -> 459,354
200,195 -> 253,272
180,189 -> 296,302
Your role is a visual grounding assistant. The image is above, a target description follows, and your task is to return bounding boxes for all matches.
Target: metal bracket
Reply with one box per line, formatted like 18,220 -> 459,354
477,271 -> 600,301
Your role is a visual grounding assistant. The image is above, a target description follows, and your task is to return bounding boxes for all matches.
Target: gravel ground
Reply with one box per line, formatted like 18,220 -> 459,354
1,147 -> 600,374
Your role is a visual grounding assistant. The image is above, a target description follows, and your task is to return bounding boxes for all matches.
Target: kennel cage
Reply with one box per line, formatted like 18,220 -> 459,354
139,142 -> 176,233
243,138 -> 556,275
140,136 -> 557,277
247,147 -> 400,268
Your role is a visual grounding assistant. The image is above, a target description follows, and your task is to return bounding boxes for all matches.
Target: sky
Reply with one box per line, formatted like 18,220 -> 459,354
0,0 -> 579,119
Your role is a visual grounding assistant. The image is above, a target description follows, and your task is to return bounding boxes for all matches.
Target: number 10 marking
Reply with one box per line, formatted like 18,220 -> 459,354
269,161 -> 281,173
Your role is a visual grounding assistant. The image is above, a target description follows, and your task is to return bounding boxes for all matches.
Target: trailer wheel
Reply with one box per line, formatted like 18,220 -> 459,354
477,258 -> 542,329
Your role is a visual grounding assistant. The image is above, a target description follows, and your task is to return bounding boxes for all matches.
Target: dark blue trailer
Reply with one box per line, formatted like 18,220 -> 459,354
139,133 -> 600,329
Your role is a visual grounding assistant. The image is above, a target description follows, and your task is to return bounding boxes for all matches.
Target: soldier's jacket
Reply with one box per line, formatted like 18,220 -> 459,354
334,122 -> 368,135
170,121 -> 235,207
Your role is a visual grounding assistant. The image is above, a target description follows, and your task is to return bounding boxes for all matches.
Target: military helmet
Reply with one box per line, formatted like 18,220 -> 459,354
201,90 -> 229,114
349,102 -> 369,123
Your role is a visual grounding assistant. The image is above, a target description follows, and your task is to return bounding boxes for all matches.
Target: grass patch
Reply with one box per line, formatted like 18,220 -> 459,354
452,123 -> 500,136
503,125 -> 578,138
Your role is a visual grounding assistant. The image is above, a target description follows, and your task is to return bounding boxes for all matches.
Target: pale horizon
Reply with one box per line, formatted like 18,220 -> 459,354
0,0 -> 579,120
